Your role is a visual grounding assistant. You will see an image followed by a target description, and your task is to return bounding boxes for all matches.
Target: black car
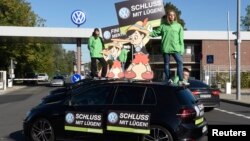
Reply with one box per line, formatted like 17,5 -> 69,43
42,79 -> 113,104
188,79 -> 220,111
23,81 -> 207,141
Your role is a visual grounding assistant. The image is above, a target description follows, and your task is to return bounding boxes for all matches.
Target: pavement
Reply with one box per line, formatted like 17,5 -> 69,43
219,88 -> 250,107
1,85 -> 250,107
0,85 -> 27,95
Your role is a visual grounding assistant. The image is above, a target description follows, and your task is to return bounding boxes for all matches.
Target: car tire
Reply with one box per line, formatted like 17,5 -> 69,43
141,125 -> 173,141
29,118 -> 55,141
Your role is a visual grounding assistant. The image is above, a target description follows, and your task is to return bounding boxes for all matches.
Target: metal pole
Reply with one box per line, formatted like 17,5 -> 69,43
76,38 -> 82,74
208,65 -> 210,85
236,0 -> 241,100
227,11 -> 232,85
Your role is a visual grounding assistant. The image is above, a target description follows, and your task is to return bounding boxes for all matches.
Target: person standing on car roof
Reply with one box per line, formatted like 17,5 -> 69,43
150,10 -> 187,86
88,28 -> 108,80
172,68 -> 190,86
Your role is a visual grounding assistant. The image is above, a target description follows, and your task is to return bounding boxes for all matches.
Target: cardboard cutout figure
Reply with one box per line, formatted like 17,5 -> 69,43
101,39 -> 130,79
124,18 -> 154,80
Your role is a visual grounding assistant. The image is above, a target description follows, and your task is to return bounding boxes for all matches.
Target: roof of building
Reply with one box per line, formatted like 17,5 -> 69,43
0,26 -> 249,44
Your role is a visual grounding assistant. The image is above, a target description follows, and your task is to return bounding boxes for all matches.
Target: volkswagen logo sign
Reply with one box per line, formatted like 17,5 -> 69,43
65,113 -> 75,124
118,7 -> 130,19
71,10 -> 86,26
103,31 -> 111,40
108,112 -> 118,124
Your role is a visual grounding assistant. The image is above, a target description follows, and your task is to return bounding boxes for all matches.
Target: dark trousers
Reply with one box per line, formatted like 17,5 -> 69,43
163,53 -> 183,81
91,57 -> 107,77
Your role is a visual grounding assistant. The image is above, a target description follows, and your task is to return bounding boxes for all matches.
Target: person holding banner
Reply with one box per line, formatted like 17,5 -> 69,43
150,10 -> 187,85
88,28 -> 108,80
119,47 -> 130,71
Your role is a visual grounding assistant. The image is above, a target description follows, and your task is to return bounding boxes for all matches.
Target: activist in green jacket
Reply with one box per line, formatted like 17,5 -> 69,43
149,10 -> 187,85
119,48 -> 129,63
119,48 -> 130,71
150,21 -> 184,54
88,35 -> 104,58
88,28 -> 107,79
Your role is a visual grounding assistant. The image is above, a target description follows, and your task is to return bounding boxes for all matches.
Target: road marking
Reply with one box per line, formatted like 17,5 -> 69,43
215,108 -> 250,119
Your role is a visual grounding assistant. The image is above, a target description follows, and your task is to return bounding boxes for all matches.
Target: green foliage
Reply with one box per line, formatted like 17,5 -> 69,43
164,2 -> 186,28
0,0 -> 36,26
241,72 -> 250,88
0,0 -> 74,78
216,72 -> 250,88
216,72 -> 229,88
51,45 -> 74,76
241,5 -> 250,31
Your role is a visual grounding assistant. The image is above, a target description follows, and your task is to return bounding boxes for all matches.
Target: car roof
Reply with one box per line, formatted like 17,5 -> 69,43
77,79 -> 185,89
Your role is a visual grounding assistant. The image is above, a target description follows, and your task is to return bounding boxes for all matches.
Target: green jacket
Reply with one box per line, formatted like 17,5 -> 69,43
119,48 -> 129,62
150,21 -> 184,55
88,36 -> 103,58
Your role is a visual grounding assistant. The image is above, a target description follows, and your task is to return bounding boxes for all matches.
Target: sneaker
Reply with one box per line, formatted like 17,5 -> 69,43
93,77 -> 99,80
179,81 -> 190,86
167,79 -> 173,85
100,77 -> 107,80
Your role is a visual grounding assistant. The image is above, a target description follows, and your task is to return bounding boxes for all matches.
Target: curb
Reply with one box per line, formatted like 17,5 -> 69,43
220,99 -> 250,108
0,86 -> 27,95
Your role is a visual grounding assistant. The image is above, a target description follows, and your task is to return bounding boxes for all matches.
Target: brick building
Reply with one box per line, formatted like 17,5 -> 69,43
147,31 -> 250,82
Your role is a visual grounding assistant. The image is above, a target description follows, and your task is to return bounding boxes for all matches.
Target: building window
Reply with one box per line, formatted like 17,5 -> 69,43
185,45 -> 192,55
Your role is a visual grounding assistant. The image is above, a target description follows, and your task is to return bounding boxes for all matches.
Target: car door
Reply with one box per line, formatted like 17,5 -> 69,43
64,84 -> 115,139
105,84 -> 157,140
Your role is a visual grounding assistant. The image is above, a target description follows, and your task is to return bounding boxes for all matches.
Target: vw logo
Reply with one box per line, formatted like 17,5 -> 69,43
71,10 -> 86,26
118,7 -> 130,19
65,113 -> 75,124
103,31 -> 111,40
108,112 -> 118,124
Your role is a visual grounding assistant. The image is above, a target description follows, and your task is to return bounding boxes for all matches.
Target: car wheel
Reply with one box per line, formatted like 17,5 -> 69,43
141,125 -> 173,141
30,118 -> 55,141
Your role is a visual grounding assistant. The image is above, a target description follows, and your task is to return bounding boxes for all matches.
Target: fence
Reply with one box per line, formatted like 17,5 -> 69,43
201,65 -> 250,88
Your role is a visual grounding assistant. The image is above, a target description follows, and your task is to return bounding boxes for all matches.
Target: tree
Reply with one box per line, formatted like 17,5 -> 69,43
0,0 -> 74,78
0,0 -> 38,26
241,5 -> 250,31
52,45 -> 75,76
164,2 -> 185,28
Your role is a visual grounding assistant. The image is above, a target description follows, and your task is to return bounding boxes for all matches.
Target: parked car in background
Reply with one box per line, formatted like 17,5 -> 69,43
37,73 -> 49,82
188,79 -> 220,111
50,76 -> 65,87
24,81 -> 207,141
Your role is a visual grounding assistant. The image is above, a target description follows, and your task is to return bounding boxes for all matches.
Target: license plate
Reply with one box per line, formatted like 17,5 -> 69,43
200,94 -> 211,98
202,125 -> 207,133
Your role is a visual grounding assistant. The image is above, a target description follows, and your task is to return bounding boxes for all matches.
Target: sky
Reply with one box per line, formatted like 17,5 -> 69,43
26,0 -> 250,63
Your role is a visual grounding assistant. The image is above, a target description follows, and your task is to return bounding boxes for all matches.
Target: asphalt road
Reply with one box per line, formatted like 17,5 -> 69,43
0,85 -> 56,141
0,86 -> 250,141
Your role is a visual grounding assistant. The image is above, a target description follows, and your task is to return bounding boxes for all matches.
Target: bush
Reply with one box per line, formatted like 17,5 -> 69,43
215,72 -> 250,88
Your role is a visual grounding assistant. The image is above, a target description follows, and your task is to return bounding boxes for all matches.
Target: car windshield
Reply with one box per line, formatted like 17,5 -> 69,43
38,74 -> 46,76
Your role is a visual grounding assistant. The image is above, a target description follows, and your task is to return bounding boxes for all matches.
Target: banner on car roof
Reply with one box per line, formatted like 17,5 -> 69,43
107,110 -> 151,134
114,0 -> 165,33
64,111 -> 103,134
